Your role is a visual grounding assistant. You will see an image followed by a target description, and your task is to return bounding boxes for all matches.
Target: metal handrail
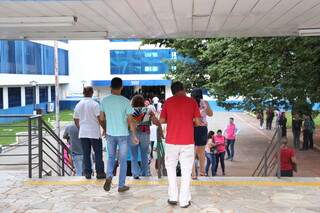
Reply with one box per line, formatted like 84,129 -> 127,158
0,114 -> 74,178
252,125 -> 282,177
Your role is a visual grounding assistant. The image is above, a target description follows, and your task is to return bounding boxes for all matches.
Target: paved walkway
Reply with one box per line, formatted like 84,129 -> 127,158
206,112 -> 320,177
1,171 -> 320,213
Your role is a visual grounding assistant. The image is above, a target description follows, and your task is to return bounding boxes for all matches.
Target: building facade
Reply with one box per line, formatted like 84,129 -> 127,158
0,40 -> 69,117
68,39 -> 174,101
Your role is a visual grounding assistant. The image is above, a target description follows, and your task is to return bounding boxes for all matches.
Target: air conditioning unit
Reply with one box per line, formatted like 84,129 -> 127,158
47,102 -> 55,113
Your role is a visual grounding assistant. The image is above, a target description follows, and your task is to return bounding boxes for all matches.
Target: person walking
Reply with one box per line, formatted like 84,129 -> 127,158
280,137 -> 297,177
278,112 -> 287,137
205,131 -> 216,176
159,81 -> 201,208
130,95 -> 163,179
257,110 -> 264,129
224,117 -> 239,161
302,114 -> 315,150
292,113 -> 302,149
214,130 -> 226,176
63,123 -> 83,176
100,77 -> 139,193
266,107 -> 275,130
73,86 -> 106,179
191,88 -> 213,179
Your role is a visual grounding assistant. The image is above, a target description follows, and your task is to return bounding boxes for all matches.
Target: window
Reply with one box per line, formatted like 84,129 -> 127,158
0,40 -> 69,76
25,87 -> 34,105
110,49 -> 172,74
39,86 -> 48,103
0,88 -> 3,109
8,87 -> 21,108
51,86 -> 55,102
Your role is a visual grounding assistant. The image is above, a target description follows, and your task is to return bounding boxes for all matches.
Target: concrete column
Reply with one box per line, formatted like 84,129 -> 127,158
48,86 -> 52,102
3,87 -> 8,109
21,86 -> 26,106
35,86 -> 40,104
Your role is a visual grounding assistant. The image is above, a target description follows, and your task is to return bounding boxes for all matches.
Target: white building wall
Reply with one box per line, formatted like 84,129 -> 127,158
68,40 -> 109,96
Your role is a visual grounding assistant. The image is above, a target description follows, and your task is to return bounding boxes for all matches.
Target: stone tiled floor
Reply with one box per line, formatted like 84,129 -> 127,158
1,171 -> 320,213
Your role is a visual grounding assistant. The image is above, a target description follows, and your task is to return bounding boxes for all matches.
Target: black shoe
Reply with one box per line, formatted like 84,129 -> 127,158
133,176 -> 140,180
85,173 -> 92,179
103,177 -> 112,192
118,185 -> 130,192
96,172 -> 106,179
181,201 -> 191,208
167,199 -> 178,206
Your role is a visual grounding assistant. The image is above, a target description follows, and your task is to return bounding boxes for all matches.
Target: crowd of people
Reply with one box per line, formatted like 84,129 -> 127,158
256,108 -> 316,177
63,76 -> 318,207
256,108 -> 315,150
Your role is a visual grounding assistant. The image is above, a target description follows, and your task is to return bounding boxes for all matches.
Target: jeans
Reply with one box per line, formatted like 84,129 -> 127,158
266,118 -> 273,130
215,152 -> 225,174
165,144 -> 194,207
205,152 -> 216,176
130,132 -> 151,177
106,135 -> 129,188
292,130 -> 301,149
72,153 -> 84,176
80,138 -> 104,175
226,139 -> 235,159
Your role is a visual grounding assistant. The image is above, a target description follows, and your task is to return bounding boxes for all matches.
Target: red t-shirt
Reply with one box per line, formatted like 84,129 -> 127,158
280,147 -> 295,171
160,95 -> 201,145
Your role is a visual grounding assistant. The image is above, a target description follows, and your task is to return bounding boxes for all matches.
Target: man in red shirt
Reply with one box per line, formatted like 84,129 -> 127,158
280,138 -> 297,177
160,82 -> 201,208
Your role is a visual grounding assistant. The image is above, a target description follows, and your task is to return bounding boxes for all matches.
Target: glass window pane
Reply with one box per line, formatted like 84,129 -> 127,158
39,86 -> 48,103
8,87 -> 21,108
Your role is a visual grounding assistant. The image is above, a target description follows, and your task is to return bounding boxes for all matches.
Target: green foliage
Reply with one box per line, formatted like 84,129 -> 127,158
143,37 -> 320,112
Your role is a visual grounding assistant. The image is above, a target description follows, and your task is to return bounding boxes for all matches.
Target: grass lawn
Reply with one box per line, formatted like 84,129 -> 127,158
0,110 -> 74,146
285,112 -> 320,128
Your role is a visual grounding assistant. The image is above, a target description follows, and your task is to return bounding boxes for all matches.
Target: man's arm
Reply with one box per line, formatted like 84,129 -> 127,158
99,112 -> 106,132
205,101 -> 213,117
74,119 -> 80,129
194,117 -> 201,127
63,127 -> 69,140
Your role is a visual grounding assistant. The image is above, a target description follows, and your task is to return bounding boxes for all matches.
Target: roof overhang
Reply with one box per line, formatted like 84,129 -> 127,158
0,0 -> 320,39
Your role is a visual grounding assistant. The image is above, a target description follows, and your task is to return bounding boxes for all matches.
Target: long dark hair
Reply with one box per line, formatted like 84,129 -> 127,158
191,88 -> 203,107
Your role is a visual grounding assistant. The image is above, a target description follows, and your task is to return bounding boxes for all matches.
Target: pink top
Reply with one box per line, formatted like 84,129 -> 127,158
225,123 -> 237,140
214,135 -> 225,153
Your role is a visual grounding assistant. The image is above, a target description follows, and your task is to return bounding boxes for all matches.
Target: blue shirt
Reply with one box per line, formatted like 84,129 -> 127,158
100,94 -> 134,136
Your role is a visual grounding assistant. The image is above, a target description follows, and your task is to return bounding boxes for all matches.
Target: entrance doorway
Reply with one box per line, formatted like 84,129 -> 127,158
121,86 -> 134,99
141,86 -> 165,101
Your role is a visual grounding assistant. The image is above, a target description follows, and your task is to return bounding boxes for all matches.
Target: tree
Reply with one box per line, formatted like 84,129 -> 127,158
143,37 -> 320,114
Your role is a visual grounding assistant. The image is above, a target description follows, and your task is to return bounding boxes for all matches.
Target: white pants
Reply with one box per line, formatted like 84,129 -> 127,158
165,144 -> 194,206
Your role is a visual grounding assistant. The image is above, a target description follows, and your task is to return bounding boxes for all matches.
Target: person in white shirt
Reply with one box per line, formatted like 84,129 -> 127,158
74,86 -> 106,179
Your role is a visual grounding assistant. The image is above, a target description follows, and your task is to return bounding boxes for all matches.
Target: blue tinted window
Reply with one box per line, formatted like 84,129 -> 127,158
0,88 -> 3,109
51,86 -> 55,102
110,49 -> 174,75
25,87 -> 34,105
0,40 -> 68,76
39,86 -> 48,103
8,87 -> 21,107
